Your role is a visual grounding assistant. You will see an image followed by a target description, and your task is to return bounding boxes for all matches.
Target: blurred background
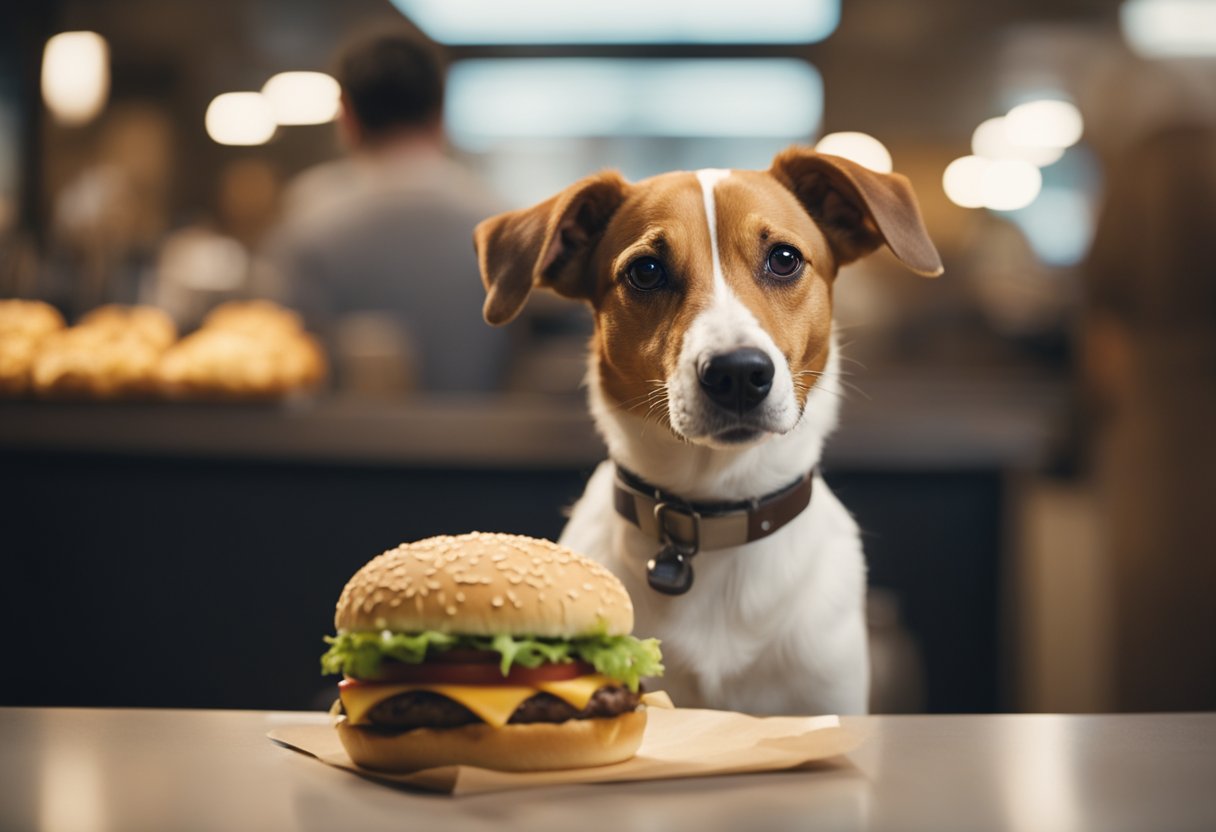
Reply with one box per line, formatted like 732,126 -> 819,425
1,0 -> 1213,715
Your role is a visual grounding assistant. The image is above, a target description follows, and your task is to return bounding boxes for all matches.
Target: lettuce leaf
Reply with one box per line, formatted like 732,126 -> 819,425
319,630 -> 458,679
320,630 -> 663,692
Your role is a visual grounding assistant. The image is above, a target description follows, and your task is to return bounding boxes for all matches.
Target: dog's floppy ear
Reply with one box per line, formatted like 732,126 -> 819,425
770,147 -> 943,277
474,171 -> 630,325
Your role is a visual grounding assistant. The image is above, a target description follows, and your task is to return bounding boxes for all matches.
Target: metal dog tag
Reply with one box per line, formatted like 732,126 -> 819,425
647,544 -> 695,595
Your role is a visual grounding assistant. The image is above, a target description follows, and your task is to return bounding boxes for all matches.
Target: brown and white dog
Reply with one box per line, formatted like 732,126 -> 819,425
474,147 -> 941,715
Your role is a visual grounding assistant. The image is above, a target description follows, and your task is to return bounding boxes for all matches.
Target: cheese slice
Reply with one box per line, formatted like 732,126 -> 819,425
340,674 -> 615,728
534,674 -> 611,711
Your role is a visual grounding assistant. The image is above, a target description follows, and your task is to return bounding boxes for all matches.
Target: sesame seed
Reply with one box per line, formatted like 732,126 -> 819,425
491,596 -> 504,608
445,605 -> 457,615
455,591 -> 466,602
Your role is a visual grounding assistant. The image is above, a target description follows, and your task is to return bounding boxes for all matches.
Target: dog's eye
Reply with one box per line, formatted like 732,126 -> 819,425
766,245 -> 803,279
626,257 -> 667,291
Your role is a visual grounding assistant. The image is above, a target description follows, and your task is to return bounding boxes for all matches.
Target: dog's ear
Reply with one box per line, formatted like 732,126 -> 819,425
769,147 -> 943,277
474,171 -> 630,325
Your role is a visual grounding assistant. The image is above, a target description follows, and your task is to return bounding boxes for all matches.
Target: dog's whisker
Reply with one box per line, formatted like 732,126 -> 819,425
613,384 -> 672,414
834,378 -> 871,401
797,369 -> 864,401
639,394 -> 670,440
615,394 -> 653,409
792,369 -> 855,380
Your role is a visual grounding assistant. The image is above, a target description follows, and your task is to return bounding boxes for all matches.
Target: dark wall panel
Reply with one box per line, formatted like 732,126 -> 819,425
1,453 -> 1004,712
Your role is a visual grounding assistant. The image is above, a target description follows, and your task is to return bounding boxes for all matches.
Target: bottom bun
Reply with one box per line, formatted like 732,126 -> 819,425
336,709 -> 647,773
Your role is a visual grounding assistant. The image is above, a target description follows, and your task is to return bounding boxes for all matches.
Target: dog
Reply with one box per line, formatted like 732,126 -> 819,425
473,147 -> 941,715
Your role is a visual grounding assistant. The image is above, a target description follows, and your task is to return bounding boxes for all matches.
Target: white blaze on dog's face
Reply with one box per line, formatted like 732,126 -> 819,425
474,148 -> 942,446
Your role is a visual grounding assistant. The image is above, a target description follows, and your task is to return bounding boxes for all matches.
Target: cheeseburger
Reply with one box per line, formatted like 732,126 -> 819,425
322,533 -> 663,772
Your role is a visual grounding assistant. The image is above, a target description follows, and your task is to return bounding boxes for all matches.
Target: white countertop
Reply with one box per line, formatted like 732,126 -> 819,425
2,708 -> 1211,832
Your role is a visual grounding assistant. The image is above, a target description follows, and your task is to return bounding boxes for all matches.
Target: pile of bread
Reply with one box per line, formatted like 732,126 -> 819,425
0,299 -> 326,401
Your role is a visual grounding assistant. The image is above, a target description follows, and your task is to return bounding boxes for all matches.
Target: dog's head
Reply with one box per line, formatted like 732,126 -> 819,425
474,147 -> 941,448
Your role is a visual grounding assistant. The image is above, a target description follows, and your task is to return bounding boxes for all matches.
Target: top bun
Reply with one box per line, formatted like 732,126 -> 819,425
335,533 -> 633,638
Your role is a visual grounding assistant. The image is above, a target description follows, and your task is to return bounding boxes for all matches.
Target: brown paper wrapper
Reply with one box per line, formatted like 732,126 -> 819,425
268,695 -> 864,796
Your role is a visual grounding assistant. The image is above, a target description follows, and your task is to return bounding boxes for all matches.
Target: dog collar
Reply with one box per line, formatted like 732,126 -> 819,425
612,464 -> 815,596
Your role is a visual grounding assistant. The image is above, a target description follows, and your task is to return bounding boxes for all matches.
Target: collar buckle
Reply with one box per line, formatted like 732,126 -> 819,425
647,502 -> 699,596
616,463 -> 816,596
653,501 -> 700,554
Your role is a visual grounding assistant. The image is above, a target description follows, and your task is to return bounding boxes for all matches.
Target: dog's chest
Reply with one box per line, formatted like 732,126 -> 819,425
624,525 -> 834,713
561,462 -> 867,715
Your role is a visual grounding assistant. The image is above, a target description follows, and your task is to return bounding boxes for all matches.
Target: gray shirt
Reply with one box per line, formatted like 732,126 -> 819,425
270,147 -> 509,393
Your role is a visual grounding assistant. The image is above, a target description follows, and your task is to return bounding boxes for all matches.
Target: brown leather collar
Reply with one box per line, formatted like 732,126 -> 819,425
613,465 -> 815,552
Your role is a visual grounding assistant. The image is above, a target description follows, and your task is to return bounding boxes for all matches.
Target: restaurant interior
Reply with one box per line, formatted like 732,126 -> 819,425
1,0 -> 1214,718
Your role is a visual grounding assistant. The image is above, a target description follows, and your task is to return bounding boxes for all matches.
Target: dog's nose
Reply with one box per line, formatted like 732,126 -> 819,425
698,348 -> 775,414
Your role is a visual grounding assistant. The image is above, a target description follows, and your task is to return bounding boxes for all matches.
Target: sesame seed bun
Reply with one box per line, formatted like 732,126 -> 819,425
334,533 -> 633,638
335,709 -> 647,773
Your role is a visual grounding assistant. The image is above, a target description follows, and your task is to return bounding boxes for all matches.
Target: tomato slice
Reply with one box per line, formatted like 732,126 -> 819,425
347,659 -> 595,686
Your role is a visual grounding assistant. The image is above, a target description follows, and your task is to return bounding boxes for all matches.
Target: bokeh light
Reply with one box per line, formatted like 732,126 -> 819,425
815,131 -> 893,173
204,92 -> 276,146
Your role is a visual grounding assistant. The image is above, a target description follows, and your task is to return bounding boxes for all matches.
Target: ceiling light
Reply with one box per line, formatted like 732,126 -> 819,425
41,32 -> 109,126
1121,0 -> 1216,58
971,117 -> 1064,168
205,93 -> 276,146
943,156 -> 989,209
1004,100 -> 1083,150
446,59 -> 822,147
814,132 -> 893,173
391,0 -> 839,45
980,159 -> 1043,212
261,72 -> 341,126
943,156 -> 1042,211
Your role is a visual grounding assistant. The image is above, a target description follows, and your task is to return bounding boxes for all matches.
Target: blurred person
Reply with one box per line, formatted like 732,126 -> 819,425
267,26 -> 508,394
218,158 -> 282,251
45,105 -> 175,314
1083,122 -> 1216,711
152,160 -> 283,328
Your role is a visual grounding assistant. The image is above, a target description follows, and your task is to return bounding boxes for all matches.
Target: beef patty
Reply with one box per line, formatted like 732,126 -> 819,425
364,685 -> 641,731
